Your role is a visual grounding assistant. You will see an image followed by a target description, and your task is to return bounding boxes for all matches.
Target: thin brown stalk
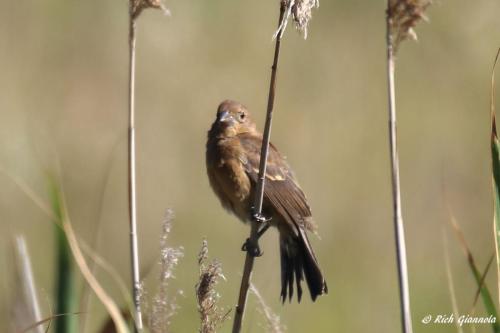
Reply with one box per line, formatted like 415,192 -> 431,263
80,138 -> 121,333
19,313 -> 83,333
386,7 -> 412,333
446,209 -> 500,332
78,137 -> 123,333
63,216 -> 129,333
44,300 -> 53,333
231,3 -> 287,333
471,254 -> 495,313
0,166 -> 56,221
79,239 -> 134,312
441,229 -> 464,333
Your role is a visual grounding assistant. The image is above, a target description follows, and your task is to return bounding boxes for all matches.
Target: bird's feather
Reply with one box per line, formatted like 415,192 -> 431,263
237,133 -> 317,233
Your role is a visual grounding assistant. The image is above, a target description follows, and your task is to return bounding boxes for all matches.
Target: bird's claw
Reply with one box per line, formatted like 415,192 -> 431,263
241,238 -> 263,257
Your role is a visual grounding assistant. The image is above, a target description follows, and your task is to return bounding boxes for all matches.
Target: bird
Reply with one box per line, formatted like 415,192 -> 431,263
205,99 -> 328,302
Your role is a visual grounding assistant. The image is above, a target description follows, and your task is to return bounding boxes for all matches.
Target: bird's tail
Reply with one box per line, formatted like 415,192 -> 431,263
280,229 -> 328,302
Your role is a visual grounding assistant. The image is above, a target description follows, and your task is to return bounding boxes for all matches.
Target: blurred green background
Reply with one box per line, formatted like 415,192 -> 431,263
2,0 -> 500,332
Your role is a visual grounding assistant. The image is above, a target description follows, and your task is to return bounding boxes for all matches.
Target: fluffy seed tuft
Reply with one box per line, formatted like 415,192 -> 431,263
140,210 -> 184,333
131,0 -> 170,20
196,239 -> 230,333
388,0 -> 432,52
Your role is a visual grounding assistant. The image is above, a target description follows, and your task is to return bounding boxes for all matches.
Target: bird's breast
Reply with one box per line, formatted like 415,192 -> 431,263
206,138 -> 252,222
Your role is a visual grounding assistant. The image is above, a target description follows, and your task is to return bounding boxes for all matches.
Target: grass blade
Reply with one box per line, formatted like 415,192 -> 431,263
490,48 -> 500,308
49,179 -> 78,333
0,168 -> 130,333
448,212 -> 500,332
19,313 -> 83,333
442,229 -> 464,333
472,254 -> 495,311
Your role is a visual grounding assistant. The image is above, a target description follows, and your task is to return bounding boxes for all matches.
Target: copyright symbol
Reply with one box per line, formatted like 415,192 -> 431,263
422,315 -> 432,324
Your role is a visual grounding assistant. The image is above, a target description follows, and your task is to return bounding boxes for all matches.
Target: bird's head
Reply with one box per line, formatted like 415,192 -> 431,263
212,100 -> 256,138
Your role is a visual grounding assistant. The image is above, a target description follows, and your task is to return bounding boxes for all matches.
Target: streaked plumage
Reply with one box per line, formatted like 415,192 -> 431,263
206,100 -> 327,302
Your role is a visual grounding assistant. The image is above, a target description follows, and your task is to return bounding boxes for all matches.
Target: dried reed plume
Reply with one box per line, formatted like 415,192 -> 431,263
274,0 -> 319,39
127,0 -> 169,329
388,0 -> 431,53
250,284 -> 286,333
385,1 -> 431,333
196,239 -> 230,333
131,0 -> 170,19
140,210 -> 184,333
292,0 -> 319,38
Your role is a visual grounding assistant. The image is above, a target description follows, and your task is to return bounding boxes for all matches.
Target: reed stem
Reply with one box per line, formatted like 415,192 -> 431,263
386,10 -> 413,333
128,7 -> 143,331
231,3 -> 286,333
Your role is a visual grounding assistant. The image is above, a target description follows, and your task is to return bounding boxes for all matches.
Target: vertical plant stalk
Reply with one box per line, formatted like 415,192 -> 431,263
55,224 -> 76,333
51,181 -> 77,333
13,235 -> 44,333
128,7 -> 143,331
232,3 -> 286,333
441,230 -> 463,333
490,48 -> 500,308
127,2 -> 167,329
386,12 -> 413,333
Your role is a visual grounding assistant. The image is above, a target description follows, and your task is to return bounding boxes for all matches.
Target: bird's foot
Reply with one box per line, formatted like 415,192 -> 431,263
241,238 -> 263,257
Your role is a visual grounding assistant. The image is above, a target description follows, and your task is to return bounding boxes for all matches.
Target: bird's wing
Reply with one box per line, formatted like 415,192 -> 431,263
238,133 -> 316,232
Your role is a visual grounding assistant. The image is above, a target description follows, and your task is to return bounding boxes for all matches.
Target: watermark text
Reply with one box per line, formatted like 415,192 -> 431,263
421,314 -> 496,326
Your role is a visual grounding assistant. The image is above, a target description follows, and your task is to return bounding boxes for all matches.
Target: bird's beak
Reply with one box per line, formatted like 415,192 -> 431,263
219,110 -> 232,123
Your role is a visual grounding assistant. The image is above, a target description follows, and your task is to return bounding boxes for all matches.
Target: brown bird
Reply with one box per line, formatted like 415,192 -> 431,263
206,100 -> 328,302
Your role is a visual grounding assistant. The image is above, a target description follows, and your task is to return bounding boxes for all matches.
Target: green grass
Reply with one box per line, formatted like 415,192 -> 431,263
49,179 -> 78,333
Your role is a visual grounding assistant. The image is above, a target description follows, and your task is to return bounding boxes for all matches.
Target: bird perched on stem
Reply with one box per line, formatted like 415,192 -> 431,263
206,100 -> 328,302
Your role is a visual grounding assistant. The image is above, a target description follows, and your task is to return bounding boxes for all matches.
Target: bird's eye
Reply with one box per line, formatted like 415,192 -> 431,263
239,112 -> 246,121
